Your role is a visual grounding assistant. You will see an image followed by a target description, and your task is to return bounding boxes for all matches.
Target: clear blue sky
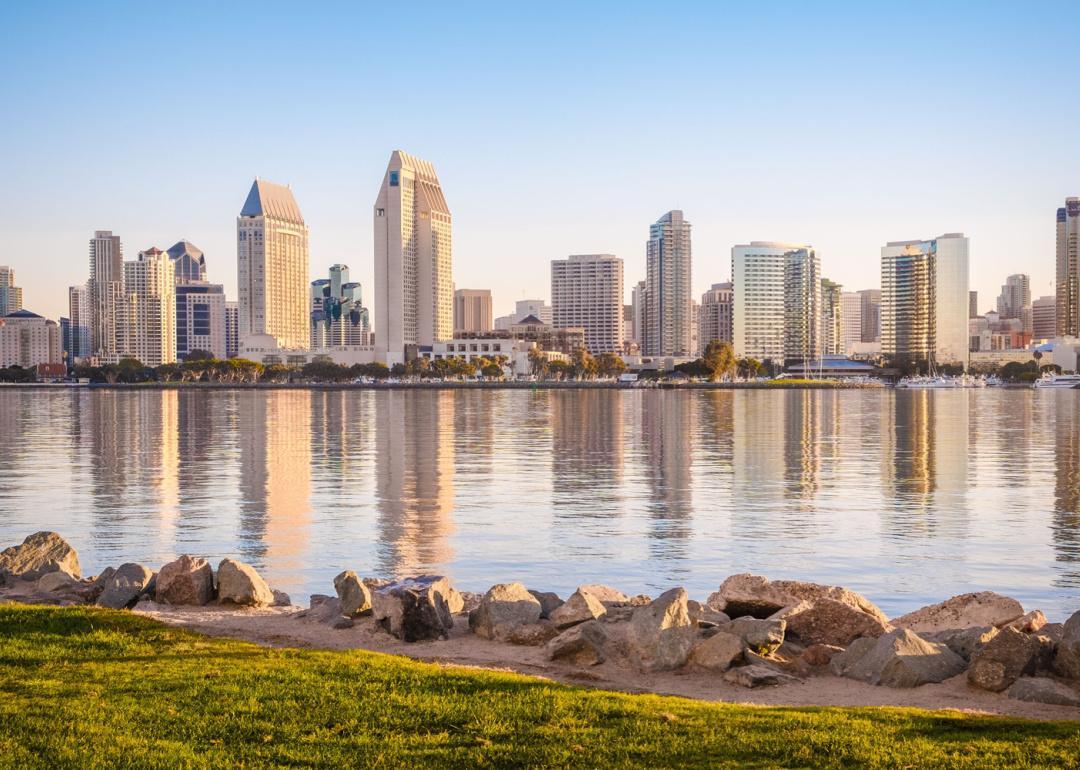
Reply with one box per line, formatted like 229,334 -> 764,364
2,1 -> 1076,323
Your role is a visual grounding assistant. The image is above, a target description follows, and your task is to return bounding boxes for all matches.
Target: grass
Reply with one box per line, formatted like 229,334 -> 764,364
0,605 -> 1078,769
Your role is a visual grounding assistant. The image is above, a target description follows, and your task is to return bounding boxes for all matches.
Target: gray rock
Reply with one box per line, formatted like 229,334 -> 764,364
333,571 -> 372,617
723,664 -> 799,688
830,628 -> 966,688
271,589 -> 291,607
456,591 -> 483,614
687,631 -> 744,672
1054,610 -> 1080,680
296,595 -> 347,625
372,575 -> 455,642
968,627 -> 1045,692
330,615 -> 355,630
0,532 -> 82,579
217,559 -> 274,607
576,584 -> 630,606
1007,677 -> 1080,707
469,582 -> 543,641
688,599 -> 730,628
891,592 -> 1025,635
1040,623 -> 1065,645
725,616 -> 786,654
924,626 -> 999,662
625,587 -> 696,671
802,643 -> 844,667
97,563 -> 154,609
776,598 -> 891,647
545,620 -> 609,666
528,590 -> 564,619
709,574 -> 887,622
504,620 -> 560,646
549,589 -> 606,630
36,571 -> 79,594
155,555 -> 214,606
446,587 -> 465,614
83,567 -> 117,603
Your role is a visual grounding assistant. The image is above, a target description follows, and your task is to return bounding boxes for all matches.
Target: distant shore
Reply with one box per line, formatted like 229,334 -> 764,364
0,380 -> 897,391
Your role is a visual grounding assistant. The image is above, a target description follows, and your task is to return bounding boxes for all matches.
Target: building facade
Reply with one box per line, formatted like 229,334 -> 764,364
176,284 -> 227,360
732,242 -> 819,363
997,273 -> 1031,332
841,291 -> 862,355
0,266 -> 23,317
237,179 -> 310,349
1032,295 -> 1056,340
310,265 -> 371,347
118,247 -> 177,366
698,282 -> 733,348
167,240 -> 207,283
66,285 -> 91,363
1057,198 -> 1080,337
88,230 -> 123,359
374,150 -> 452,364
225,301 -> 239,358
783,249 -> 822,363
0,310 -> 62,368
820,278 -> 843,356
859,288 -> 881,343
969,290 -> 979,318
644,210 -> 692,356
453,289 -> 493,333
551,254 -> 624,353
880,233 -> 969,368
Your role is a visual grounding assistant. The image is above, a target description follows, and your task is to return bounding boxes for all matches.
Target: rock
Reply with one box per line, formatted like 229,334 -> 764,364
296,595 -> 347,625
271,589 -> 291,607
446,587 -> 465,614
217,559 -> 274,607
1040,623 -> 1065,645
1005,610 -> 1048,634
330,615 -> 355,630
723,664 -> 799,688
688,599 -> 730,628
776,598 -> 892,647
333,571 -> 372,617
549,589 -> 606,630
891,592 -> 1024,635
36,572 -> 79,593
625,587 -> 696,671
362,577 -> 391,591
528,590 -> 564,619
1007,677 -> 1080,707
504,621 -> 560,646
968,626 -> 1045,692
577,584 -> 630,606
924,626 -> 999,662
545,620 -> 609,666
82,567 -> 117,603
469,582 -> 543,641
1055,611 -> 1080,679
802,643 -> 844,667
372,575 -> 455,642
724,616 -> 786,654
97,563 -> 154,609
155,555 -> 214,606
687,631 -> 744,672
0,532 -> 81,579
710,574 -> 887,622
830,628 -> 966,688
456,591 -> 482,614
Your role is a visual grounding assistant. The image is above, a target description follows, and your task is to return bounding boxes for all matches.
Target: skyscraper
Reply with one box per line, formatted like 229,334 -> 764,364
784,249 -> 822,363
698,282 -> 733,347
820,278 -> 843,356
551,254 -> 624,353
67,284 -> 91,363
237,179 -> 310,349
1033,295 -> 1057,340
644,210 -> 692,356
880,233 -> 969,369
732,242 -> 818,363
374,150 -> 452,364
1057,198 -> 1080,337
453,289 -> 493,333
996,273 -> 1031,331
167,240 -> 207,283
631,280 -> 647,350
225,301 -> 239,359
859,289 -> 881,343
310,265 -> 371,347
118,247 -> 176,366
0,266 -> 23,317
176,284 -> 227,360
88,230 -> 123,359
840,291 -> 862,355
969,290 -> 979,319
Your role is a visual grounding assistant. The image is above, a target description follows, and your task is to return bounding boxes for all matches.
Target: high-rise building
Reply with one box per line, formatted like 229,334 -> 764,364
551,254 -> 624,353
167,240 -> 207,283
997,274 -> 1031,330
623,304 -> 635,349
644,210 -> 692,356
698,282 -> 733,348
969,290 -> 979,319
118,247 -> 176,366
840,291 -> 862,354
176,284 -> 227,359
880,233 -> 969,369
859,289 -> 881,343
237,179 -> 310,349
0,310 -> 62,368
1057,198 -> 1080,338
374,150 -> 452,364
820,278 -> 843,356
0,266 -> 23,317
67,285 -> 91,362
310,265 -> 371,347
225,301 -> 239,358
1032,295 -> 1056,340
631,280 -> 647,349
88,230 -> 123,359
453,289 -> 493,333
732,242 -> 819,363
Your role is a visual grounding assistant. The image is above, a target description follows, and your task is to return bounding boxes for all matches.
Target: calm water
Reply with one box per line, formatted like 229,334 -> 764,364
1,388 -> 1079,620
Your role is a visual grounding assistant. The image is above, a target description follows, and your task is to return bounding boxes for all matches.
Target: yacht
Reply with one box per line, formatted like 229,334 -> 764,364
1033,373 -> 1080,389
896,375 -> 960,389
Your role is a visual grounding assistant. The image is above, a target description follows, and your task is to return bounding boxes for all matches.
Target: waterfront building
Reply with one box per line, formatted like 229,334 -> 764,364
453,289 -> 493,333
880,233 -> 970,369
167,240 -> 207,284
237,179 -> 310,350
997,273 -> 1031,332
732,241 -> 819,363
841,291 -> 862,355
1057,198 -> 1080,337
784,248 -> 822,363
698,282 -> 733,347
0,266 -> 23,317
551,254 -> 624,353
88,230 -> 124,359
176,283 -> 227,359
969,290 -> 979,318
1033,295 -> 1057,340
311,265 -> 371,347
623,304 -> 635,351
225,301 -> 239,358
630,280 -> 647,348
0,309 -> 62,368
374,150 -> 452,364
117,248 -> 177,366
859,288 -> 881,343
67,285 -> 91,362
821,278 -> 843,356
644,210 -> 692,356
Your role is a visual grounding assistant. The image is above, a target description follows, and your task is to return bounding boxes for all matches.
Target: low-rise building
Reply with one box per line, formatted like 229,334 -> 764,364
0,310 -> 62,368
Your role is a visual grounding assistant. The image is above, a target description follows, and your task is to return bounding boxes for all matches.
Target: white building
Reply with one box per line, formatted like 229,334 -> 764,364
551,254 -> 624,353
840,291 -> 862,355
237,179 -> 310,350
374,150 -> 452,364
644,210 -> 692,356
820,278 -> 842,356
1056,198 -> 1080,337
67,284 -> 91,363
515,299 -> 551,326
176,284 -> 227,360
117,247 -> 176,366
732,241 -> 818,363
88,230 -> 123,359
0,310 -> 62,368
0,266 -> 23,317
699,282 -> 733,348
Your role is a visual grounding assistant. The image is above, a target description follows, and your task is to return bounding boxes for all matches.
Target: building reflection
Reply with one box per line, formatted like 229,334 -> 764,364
374,390 -> 455,576
1052,394 -> 1080,584
550,390 -> 624,514
639,391 -> 694,556
783,390 -> 823,505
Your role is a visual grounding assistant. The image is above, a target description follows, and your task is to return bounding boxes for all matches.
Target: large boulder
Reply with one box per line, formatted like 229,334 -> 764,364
1007,677 -> 1080,707
687,630 -> 744,672
1006,610 -> 1047,634
724,616 -> 786,654
891,592 -> 1024,635
1054,610 -> 1080,679
372,575 -> 455,642
625,587 -> 696,671
549,589 -> 606,630
830,628 -> 966,688
0,532 -> 81,579
967,626 -> 1046,692
97,563 -> 154,609
924,626 -> 999,662
776,598 -> 891,647
217,559 -> 274,607
333,571 -> 372,617
36,572 -> 80,594
708,574 -> 887,623
503,621 -> 560,646
577,584 -> 631,606
469,582 -> 543,641
296,594 -> 349,626
688,600 -> 730,628
155,555 -> 214,606
528,590 -> 564,619
545,620 -> 609,666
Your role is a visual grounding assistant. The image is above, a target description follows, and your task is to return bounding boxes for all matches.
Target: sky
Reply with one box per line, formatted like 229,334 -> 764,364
1,1 -> 1077,324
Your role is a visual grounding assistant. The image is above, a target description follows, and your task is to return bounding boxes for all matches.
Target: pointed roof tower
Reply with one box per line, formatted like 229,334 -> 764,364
240,179 -> 305,224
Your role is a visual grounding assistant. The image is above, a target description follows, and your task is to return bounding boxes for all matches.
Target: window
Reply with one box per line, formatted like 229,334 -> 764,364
389,171 -> 399,187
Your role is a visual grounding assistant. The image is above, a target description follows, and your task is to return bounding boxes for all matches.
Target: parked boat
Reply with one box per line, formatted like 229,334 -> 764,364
1032,373 -> 1080,389
896,375 -> 960,389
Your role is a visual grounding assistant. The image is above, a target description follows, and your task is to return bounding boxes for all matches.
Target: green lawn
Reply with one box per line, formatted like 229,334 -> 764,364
0,605 -> 1077,768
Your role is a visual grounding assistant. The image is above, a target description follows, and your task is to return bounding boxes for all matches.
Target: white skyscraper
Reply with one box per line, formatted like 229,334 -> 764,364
698,282 -> 733,347
67,284 -> 91,362
644,210 -> 692,356
0,266 -> 23,317
840,291 -> 862,354
374,150 -> 452,364
551,254 -> 624,353
237,179 -> 310,349
820,278 -> 843,356
732,242 -> 818,363
1056,198 -> 1080,337
118,247 -> 176,366
88,230 -> 123,359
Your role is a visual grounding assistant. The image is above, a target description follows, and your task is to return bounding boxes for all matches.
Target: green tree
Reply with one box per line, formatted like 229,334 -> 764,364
154,363 -> 182,383
595,352 -> 627,378
548,359 -> 572,380
184,349 -> 215,362
571,348 -> 598,379
703,340 -> 736,382
528,347 -> 549,378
